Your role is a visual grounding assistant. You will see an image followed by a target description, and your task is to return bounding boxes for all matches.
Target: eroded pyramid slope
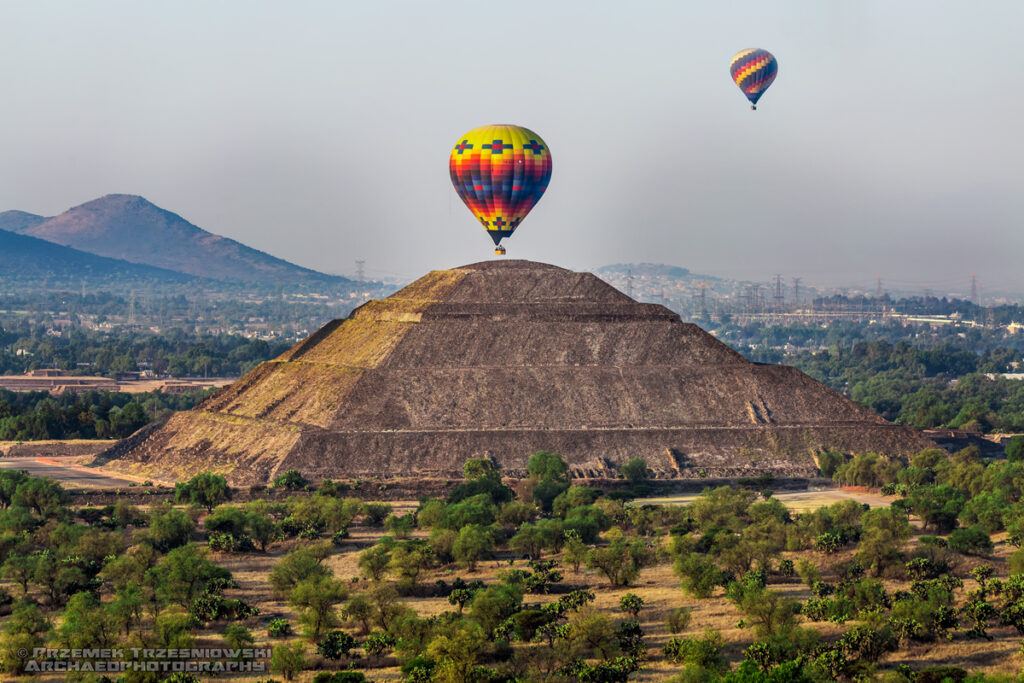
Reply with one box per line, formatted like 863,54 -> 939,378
101,261 -> 932,484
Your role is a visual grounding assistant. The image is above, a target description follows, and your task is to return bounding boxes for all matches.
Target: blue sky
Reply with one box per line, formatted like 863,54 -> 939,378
1,1 -> 1021,296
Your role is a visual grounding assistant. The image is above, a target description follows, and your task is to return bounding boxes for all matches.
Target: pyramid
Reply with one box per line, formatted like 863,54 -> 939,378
102,261 -> 932,485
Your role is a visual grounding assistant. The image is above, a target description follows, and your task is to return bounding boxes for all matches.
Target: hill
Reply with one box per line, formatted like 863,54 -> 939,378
99,260 -> 932,486
0,210 -> 48,234
10,194 -> 352,286
0,228 -> 194,287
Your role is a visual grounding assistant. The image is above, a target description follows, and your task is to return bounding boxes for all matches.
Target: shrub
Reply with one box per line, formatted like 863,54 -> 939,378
948,526 -> 994,556
268,618 -> 292,638
662,628 -> 727,671
175,472 -> 230,512
665,607 -> 693,634
273,470 -> 308,491
620,457 -> 650,484
362,502 -> 393,527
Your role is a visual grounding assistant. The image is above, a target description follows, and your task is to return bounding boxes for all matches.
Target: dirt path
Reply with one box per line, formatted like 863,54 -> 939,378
0,456 -> 156,489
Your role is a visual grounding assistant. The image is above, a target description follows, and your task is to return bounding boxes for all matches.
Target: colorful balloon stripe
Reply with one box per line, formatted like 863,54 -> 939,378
730,48 -> 778,106
450,124 -> 552,246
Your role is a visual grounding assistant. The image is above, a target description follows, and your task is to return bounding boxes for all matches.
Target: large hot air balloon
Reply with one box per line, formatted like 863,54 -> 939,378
449,124 -> 552,255
730,49 -> 777,110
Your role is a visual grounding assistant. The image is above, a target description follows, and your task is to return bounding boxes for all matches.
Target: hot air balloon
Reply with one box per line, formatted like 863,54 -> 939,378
730,49 -> 777,110
449,124 -> 552,255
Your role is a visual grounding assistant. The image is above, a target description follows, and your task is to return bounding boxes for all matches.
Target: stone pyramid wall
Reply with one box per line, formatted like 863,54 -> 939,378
101,260 -> 932,485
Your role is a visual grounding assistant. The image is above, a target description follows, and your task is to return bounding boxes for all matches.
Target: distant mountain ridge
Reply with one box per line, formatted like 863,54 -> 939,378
0,228 -> 194,286
1,194 -> 350,286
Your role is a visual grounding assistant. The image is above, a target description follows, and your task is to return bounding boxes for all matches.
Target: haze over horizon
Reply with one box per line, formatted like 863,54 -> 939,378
1,2 -> 1021,295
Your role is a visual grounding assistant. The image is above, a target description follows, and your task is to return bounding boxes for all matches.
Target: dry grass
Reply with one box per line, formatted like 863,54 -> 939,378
635,487 -> 897,513
7,494 -> 1024,682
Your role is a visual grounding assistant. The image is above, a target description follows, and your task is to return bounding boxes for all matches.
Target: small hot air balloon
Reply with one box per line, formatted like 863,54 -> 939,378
730,48 -> 777,110
449,124 -> 552,255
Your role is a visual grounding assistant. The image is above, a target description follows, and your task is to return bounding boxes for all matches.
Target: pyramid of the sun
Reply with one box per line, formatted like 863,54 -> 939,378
103,260 -> 931,485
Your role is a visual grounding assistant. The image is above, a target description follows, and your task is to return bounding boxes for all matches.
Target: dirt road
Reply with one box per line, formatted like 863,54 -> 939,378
0,456 -> 145,489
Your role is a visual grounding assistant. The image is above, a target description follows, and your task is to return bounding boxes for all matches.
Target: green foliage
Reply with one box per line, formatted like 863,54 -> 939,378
271,640 -> 306,680
666,606 -> 693,633
289,575 -> 348,640
587,533 -> 653,587
175,472 -> 230,511
268,618 -> 292,637
269,544 -> 331,595
448,458 -> 513,505
273,470 -> 308,491
620,457 -> 650,484
675,551 -> 724,598
452,524 -> 494,571
469,583 -> 523,636
833,452 -> 900,488
146,502 -> 195,552
856,506 -> 912,575
358,542 -> 393,582
663,628 -> 727,671
316,630 -> 357,661
619,592 -> 644,618
1007,436 -> 1024,462
948,525 -> 994,556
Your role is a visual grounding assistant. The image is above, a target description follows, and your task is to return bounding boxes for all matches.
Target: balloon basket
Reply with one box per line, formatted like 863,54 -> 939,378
494,246 -> 506,256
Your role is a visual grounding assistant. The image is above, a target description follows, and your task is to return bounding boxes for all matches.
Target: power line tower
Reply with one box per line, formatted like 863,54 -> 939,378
791,277 -> 802,307
970,273 -> 978,304
355,259 -> 365,285
772,274 -> 784,311
697,282 -> 709,319
876,275 -> 883,299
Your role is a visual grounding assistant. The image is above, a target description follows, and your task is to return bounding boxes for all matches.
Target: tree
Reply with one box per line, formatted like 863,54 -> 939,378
1,553 -> 37,596
271,640 -> 307,681
269,544 -> 332,595
0,602 -> 51,676
619,593 -> 645,619
146,503 -> 195,551
620,457 -> 650,484
566,606 -> 620,660
586,536 -> 652,587
389,540 -> 435,589
726,579 -> 800,639
529,451 -> 570,482
289,575 -> 348,641
363,631 -> 396,664
224,624 -> 254,654
344,592 -> 375,634
175,472 -> 230,512
57,591 -> 118,651
317,630 -> 357,661
12,477 -> 69,519
426,623 -> 486,683
358,542 -> 392,582
247,511 -> 280,552
856,507 -> 911,575
469,584 -> 524,636
452,524 -> 494,571
153,544 -> 233,605
273,469 -> 308,490
563,529 -> 588,573
1007,436 -> 1024,463
0,470 -> 27,509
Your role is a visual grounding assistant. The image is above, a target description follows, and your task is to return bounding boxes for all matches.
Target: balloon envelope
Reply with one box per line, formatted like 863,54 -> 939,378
449,124 -> 552,246
730,49 -> 777,107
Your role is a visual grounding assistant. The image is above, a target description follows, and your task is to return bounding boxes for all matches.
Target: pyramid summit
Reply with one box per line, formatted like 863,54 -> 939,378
101,260 -> 931,485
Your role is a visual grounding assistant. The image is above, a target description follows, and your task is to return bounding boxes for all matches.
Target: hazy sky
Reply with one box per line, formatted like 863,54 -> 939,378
1,1 -> 1021,296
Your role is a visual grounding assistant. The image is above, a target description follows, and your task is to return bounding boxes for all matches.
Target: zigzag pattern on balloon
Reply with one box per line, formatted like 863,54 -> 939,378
730,48 -> 778,105
449,124 -> 552,246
